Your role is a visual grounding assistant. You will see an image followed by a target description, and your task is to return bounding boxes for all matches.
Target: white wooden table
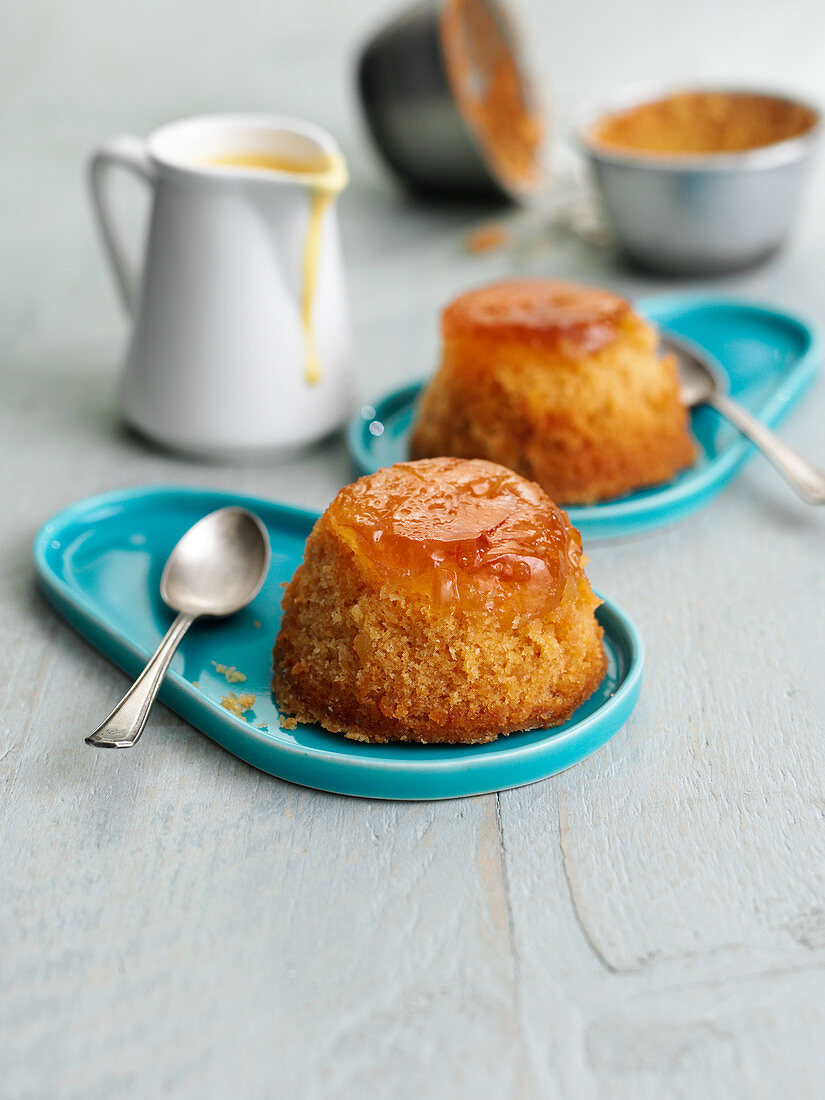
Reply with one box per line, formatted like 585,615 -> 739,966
3,0 -> 825,1096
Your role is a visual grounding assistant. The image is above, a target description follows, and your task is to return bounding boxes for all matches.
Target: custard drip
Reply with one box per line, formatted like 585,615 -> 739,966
203,148 -> 348,385
300,184 -> 333,385
330,457 -> 581,615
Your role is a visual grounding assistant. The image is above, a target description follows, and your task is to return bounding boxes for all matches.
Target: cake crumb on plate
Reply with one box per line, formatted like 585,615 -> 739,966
221,691 -> 256,717
212,661 -> 247,683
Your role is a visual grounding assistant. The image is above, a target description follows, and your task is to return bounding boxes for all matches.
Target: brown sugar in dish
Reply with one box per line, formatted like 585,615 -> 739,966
440,0 -> 544,193
410,280 -> 697,505
590,91 -> 818,157
272,458 -> 606,744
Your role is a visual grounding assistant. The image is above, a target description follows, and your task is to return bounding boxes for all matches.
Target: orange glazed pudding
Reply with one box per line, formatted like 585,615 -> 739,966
410,279 -> 696,504
272,457 -> 606,744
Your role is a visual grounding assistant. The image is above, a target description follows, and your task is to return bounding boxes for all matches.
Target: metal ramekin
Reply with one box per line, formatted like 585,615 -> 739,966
357,0 -> 539,200
575,84 -> 821,275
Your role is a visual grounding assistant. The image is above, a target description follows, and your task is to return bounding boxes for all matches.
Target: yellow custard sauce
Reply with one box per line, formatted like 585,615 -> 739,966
204,149 -> 348,385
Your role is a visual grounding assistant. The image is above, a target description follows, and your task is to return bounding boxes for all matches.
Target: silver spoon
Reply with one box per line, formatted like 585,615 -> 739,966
86,507 -> 270,749
666,333 -> 825,505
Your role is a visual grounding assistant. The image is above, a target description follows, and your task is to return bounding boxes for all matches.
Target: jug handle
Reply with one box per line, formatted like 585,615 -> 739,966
88,136 -> 157,317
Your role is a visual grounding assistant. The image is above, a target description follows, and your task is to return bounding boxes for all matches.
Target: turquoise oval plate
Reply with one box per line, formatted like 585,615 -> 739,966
34,486 -> 643,800
347,295 -> 820,539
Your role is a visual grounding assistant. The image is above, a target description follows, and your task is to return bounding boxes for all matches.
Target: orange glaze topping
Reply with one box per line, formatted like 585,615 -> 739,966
329,457 -> 581,615
442,279 -> 630,355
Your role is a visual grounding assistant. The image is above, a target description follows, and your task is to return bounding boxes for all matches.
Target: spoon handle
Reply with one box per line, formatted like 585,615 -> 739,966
711,392 -> 825,505
86,612 -> 196,748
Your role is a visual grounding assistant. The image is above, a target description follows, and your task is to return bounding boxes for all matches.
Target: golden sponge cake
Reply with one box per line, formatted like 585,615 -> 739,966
272,457 -> 606,744
410,279 -> 696,504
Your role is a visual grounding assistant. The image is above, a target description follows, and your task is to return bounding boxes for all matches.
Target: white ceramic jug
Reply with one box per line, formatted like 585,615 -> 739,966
89,114 -> 354,458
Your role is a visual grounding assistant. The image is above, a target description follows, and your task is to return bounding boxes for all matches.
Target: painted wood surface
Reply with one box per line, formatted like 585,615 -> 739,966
3,0 -> 825,1096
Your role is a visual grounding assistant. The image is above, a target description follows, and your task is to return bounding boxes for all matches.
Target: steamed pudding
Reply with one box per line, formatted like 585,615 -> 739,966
272,457 -> 606,744
410,279 -> 697,504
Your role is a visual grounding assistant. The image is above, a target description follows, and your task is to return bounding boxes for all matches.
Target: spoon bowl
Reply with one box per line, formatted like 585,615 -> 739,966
664,332 -> 825,504
87,507 -> 271,748
161,507 -> 271,617
663,332 -> 725,407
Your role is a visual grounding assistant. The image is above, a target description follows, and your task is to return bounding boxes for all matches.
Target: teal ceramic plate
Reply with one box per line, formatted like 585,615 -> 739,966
347,295 -> 820,539
34,487 -> 643,800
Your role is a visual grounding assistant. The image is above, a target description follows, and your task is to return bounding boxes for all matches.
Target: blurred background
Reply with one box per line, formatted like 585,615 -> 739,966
3,0 -> 824,475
